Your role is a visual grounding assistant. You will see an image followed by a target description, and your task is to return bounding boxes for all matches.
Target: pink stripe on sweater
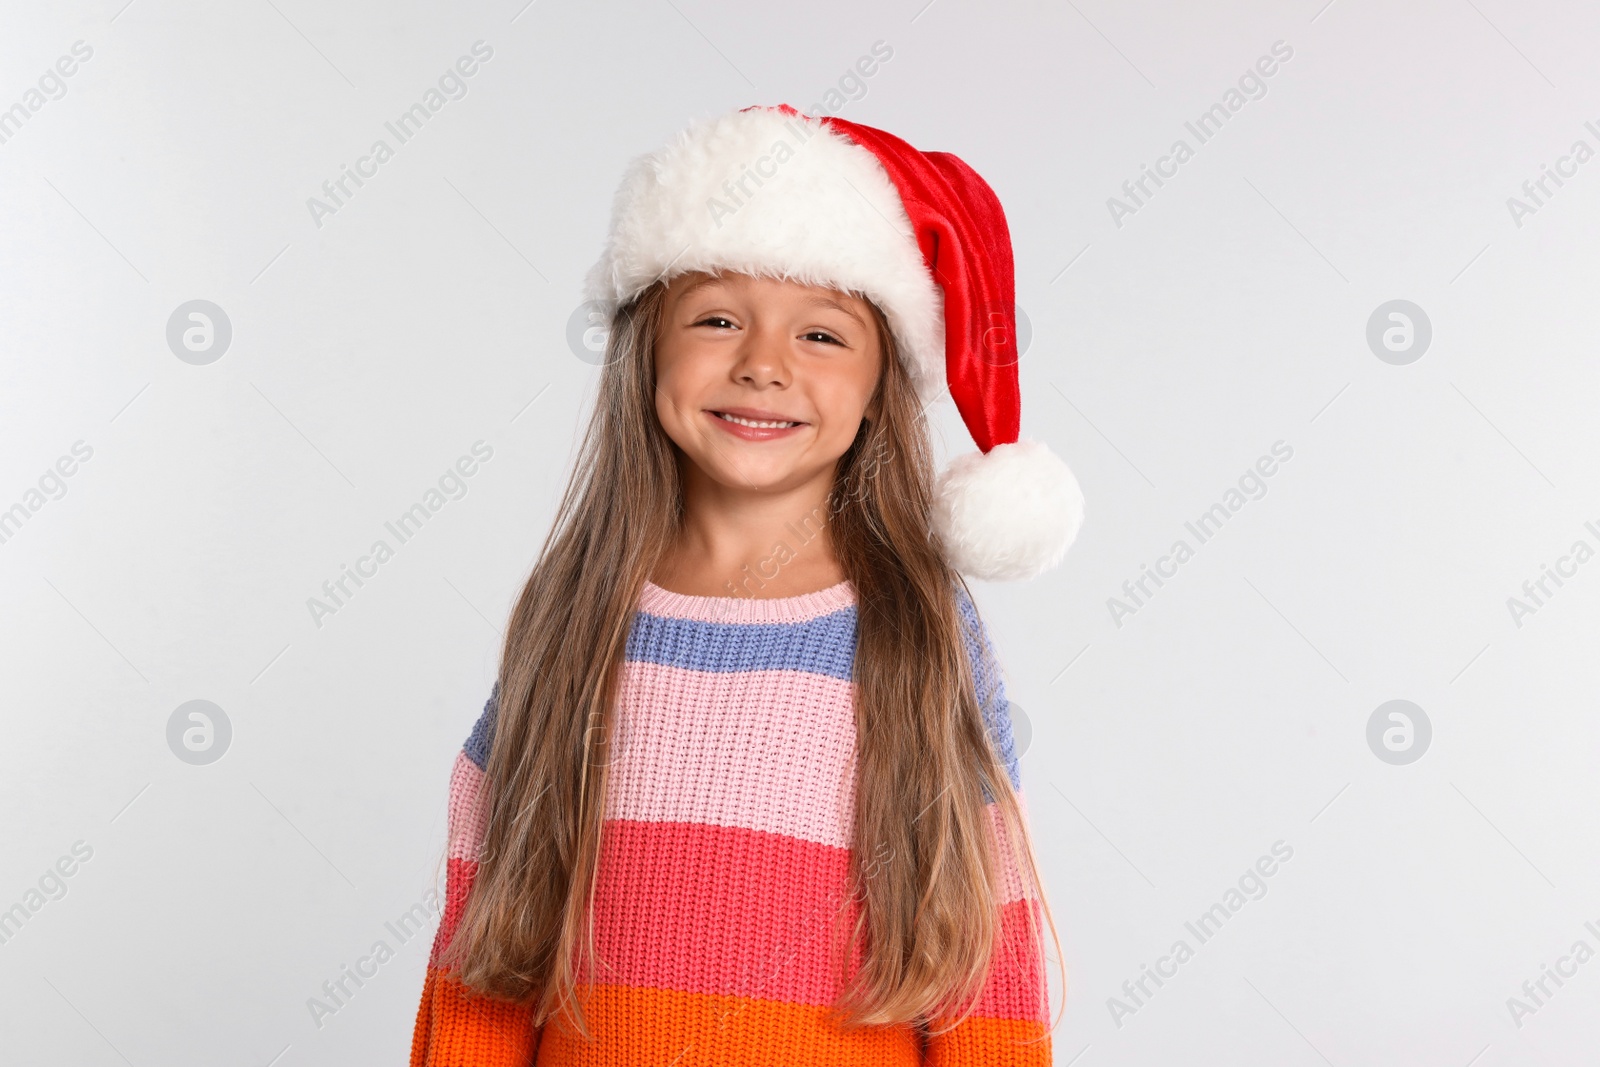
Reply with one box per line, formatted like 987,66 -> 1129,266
607,661 -> 859,848
987,790 -> 1040,904
446,751 -> 488,863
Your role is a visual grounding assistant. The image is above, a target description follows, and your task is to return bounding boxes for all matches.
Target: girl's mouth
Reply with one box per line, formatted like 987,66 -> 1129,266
706,409 -> 806,441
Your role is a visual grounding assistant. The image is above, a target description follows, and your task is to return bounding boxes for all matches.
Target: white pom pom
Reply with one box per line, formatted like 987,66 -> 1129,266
932,439 -> 1084,581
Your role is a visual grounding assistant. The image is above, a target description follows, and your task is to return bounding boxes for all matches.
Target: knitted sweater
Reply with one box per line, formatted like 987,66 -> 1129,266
409,578 -> 1052,1066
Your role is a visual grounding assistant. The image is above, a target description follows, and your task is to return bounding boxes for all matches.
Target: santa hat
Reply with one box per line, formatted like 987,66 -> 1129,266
582,103 -> 1084,581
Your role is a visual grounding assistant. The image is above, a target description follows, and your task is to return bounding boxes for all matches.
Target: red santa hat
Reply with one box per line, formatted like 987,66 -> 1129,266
583,103 -> 1084,581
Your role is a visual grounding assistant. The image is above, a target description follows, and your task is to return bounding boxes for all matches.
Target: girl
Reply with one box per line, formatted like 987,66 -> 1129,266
410,103 -> 1084,1065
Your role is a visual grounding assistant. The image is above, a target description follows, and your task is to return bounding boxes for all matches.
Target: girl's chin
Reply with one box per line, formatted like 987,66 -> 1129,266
694,462 -> 820,494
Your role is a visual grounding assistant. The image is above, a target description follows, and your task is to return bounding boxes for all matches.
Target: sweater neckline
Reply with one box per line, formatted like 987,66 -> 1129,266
640,577 -> 856,623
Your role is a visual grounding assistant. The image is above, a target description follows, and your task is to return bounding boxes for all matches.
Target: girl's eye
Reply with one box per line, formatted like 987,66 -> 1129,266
802,331 -> 843,346
693,316 -> 736,330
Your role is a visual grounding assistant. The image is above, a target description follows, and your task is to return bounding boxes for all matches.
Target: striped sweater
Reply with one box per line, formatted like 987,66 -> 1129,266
410,578 -> 1052,1066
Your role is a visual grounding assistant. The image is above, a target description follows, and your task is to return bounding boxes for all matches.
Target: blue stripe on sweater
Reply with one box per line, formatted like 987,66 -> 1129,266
955,584 -> 1023,798
464,683 -> 498,771
624,606 -> 859,681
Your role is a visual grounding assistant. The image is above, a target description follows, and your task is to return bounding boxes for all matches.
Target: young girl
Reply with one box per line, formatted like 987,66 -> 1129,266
410,103 -> 1084,1065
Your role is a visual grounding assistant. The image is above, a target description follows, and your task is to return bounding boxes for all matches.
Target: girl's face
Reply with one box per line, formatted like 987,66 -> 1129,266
653,270 -> 883,495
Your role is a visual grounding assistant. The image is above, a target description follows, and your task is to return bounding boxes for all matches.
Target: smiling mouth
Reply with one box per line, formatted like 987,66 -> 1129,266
711,411 -> 804,429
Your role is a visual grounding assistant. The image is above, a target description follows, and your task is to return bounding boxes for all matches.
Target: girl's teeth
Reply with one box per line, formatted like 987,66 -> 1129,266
718,412 -> 798,429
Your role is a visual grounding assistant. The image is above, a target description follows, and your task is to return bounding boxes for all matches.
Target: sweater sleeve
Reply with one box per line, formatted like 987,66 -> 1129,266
410,685 -> 541,1067
923,588 -> 1053,1066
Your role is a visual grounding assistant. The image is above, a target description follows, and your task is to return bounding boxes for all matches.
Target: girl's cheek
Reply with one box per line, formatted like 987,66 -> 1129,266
653,391 -> 689,445
653,361 -> 692,414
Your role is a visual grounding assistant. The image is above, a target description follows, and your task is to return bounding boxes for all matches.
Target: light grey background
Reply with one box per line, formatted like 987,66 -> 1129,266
3,0 -> 1597,1064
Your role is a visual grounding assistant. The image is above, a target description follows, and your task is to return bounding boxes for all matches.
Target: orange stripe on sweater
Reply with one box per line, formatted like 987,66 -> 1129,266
410,965 -> 1051,1067
922,1011 -> 1053,1067
410,966 -> 538,1067
532,982 -> 923,1066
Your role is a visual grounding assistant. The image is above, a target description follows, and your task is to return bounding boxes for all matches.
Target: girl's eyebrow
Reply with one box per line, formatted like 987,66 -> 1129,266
802,295 -> 866,328
677,276 -> 723,302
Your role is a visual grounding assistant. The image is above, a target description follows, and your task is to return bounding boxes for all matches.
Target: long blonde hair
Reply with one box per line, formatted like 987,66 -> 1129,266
442,275 -> 1064,1042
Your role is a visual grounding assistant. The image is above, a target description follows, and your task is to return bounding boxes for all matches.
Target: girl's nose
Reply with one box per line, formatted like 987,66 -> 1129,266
731,328 -> 791,386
